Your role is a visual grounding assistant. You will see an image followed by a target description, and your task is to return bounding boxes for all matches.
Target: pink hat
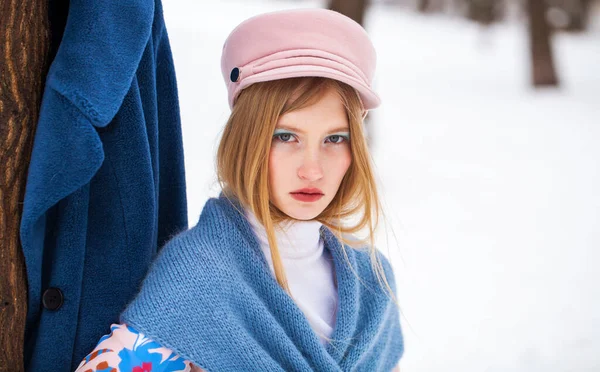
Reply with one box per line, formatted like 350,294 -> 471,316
221,8 -> 380,111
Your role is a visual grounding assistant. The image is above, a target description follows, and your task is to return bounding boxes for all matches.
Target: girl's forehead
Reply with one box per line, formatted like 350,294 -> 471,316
277,110 -> 348,133
275,121 -> 349,136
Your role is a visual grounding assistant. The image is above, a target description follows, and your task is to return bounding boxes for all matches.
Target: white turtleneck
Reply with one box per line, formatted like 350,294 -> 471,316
245,210 -> 338,344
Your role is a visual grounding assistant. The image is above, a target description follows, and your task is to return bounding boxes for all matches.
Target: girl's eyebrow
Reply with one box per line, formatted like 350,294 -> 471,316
275,125 -> 349,135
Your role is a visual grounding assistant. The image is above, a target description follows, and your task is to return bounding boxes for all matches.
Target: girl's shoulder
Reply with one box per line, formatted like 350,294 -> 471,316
155,197 -> 238,262
338,234 -> 398,293
74,323 -> 202,372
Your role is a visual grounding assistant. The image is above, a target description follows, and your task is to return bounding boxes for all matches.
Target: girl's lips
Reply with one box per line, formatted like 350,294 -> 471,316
291,188 -> 323,194
290,192 -> 324,203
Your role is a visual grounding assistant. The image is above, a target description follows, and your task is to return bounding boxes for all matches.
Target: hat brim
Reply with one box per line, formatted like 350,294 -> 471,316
232,64 -> 380,111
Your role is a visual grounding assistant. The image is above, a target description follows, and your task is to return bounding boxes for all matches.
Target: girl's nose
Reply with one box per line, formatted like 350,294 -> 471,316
297,151 -> 323,182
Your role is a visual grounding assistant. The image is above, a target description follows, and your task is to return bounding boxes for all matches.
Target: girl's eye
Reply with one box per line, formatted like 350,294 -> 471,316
274,132 -> 295,142
278,133 -> 292,142
326,135 -> 348,144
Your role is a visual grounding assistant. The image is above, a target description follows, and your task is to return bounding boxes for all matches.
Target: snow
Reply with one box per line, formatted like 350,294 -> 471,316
162,1 -> 600,370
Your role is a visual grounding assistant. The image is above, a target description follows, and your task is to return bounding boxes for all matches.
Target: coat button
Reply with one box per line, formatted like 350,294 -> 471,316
230,67 -> 240,82
42,288 -> 64,311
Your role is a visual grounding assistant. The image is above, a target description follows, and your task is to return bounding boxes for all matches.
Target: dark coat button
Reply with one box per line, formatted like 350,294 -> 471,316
42,288 -> 64,311
230,67 -> 240,82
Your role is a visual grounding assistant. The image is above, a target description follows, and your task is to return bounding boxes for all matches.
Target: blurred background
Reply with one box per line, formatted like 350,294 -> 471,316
162,0 -> 600,370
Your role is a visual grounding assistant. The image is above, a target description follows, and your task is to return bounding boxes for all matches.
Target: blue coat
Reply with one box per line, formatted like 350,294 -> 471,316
19,0 -> 188,370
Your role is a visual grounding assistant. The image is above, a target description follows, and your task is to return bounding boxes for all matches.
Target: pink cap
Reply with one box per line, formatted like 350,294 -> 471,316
221,8 -> 380,111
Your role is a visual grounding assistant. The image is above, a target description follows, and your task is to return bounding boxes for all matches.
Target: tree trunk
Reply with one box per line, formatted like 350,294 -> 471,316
329,0 -> 369,26
527,0 -> 559,86
0,0 -> 51,370
565,0 -> 591,32
466,0 -> 496,24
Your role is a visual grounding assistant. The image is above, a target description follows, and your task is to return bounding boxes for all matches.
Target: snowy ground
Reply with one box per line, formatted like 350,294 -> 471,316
162,1 -> 600,370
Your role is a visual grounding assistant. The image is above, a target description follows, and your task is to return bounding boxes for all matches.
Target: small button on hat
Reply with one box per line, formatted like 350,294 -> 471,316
221,8 -> 380,111
230,67 -> 241,83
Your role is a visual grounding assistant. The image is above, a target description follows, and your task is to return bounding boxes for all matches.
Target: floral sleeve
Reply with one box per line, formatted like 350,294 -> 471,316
75,323 -> 203,372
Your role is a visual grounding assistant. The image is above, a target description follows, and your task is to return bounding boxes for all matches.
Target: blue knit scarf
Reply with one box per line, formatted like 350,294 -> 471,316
120,195 -> 403,371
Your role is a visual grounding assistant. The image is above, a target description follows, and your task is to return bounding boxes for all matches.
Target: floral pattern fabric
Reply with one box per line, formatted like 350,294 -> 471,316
75,323 -> 203,372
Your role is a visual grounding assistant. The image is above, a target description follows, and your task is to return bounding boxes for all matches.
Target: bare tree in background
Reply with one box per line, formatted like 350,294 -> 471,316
329,0 -> 377,147
466,0 -> 496,23
566,0 -> 592,31
527,0 -> 559,86
0,0 -> 51,370
546,0 -> 592,31
329,0 -> 369,25
418,0 -> 448,13
418,0 -> 431,12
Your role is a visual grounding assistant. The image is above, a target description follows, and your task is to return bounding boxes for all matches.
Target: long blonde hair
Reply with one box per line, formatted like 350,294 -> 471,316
217,77 -> 396,302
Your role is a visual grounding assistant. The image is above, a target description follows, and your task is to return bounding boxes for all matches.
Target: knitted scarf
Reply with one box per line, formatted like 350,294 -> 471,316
120,195 -> 403,371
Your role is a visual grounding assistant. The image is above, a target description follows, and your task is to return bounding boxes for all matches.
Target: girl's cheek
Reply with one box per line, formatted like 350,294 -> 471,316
323,144 -> 351,158
324,142 -> 351,152
271,141 -> 301,153
325,147 -> 351,172
331,148 -> 352,174
271,145 -> 303,169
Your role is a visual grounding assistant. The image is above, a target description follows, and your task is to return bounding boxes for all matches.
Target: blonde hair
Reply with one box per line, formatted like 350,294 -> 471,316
217,77 -> 396,304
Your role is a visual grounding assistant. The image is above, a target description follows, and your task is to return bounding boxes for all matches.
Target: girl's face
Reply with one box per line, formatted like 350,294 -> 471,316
269,87 -> 352,221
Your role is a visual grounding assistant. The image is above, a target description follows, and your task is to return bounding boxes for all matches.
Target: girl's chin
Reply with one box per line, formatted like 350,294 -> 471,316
282,203 -> 324,221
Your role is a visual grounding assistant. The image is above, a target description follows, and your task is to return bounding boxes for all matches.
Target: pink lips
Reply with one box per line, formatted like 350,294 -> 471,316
290,188 -> 324,203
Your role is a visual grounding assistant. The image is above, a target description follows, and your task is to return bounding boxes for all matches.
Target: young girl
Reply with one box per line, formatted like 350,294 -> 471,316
75,8 -> 403,372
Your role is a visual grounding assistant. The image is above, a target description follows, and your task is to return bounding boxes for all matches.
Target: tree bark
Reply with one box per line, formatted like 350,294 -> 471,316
0,0 -> 51,370
466,0 -> 496,25
527,0 -> 559,86
329,0 -> 369,26
565,0 -> 591,32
